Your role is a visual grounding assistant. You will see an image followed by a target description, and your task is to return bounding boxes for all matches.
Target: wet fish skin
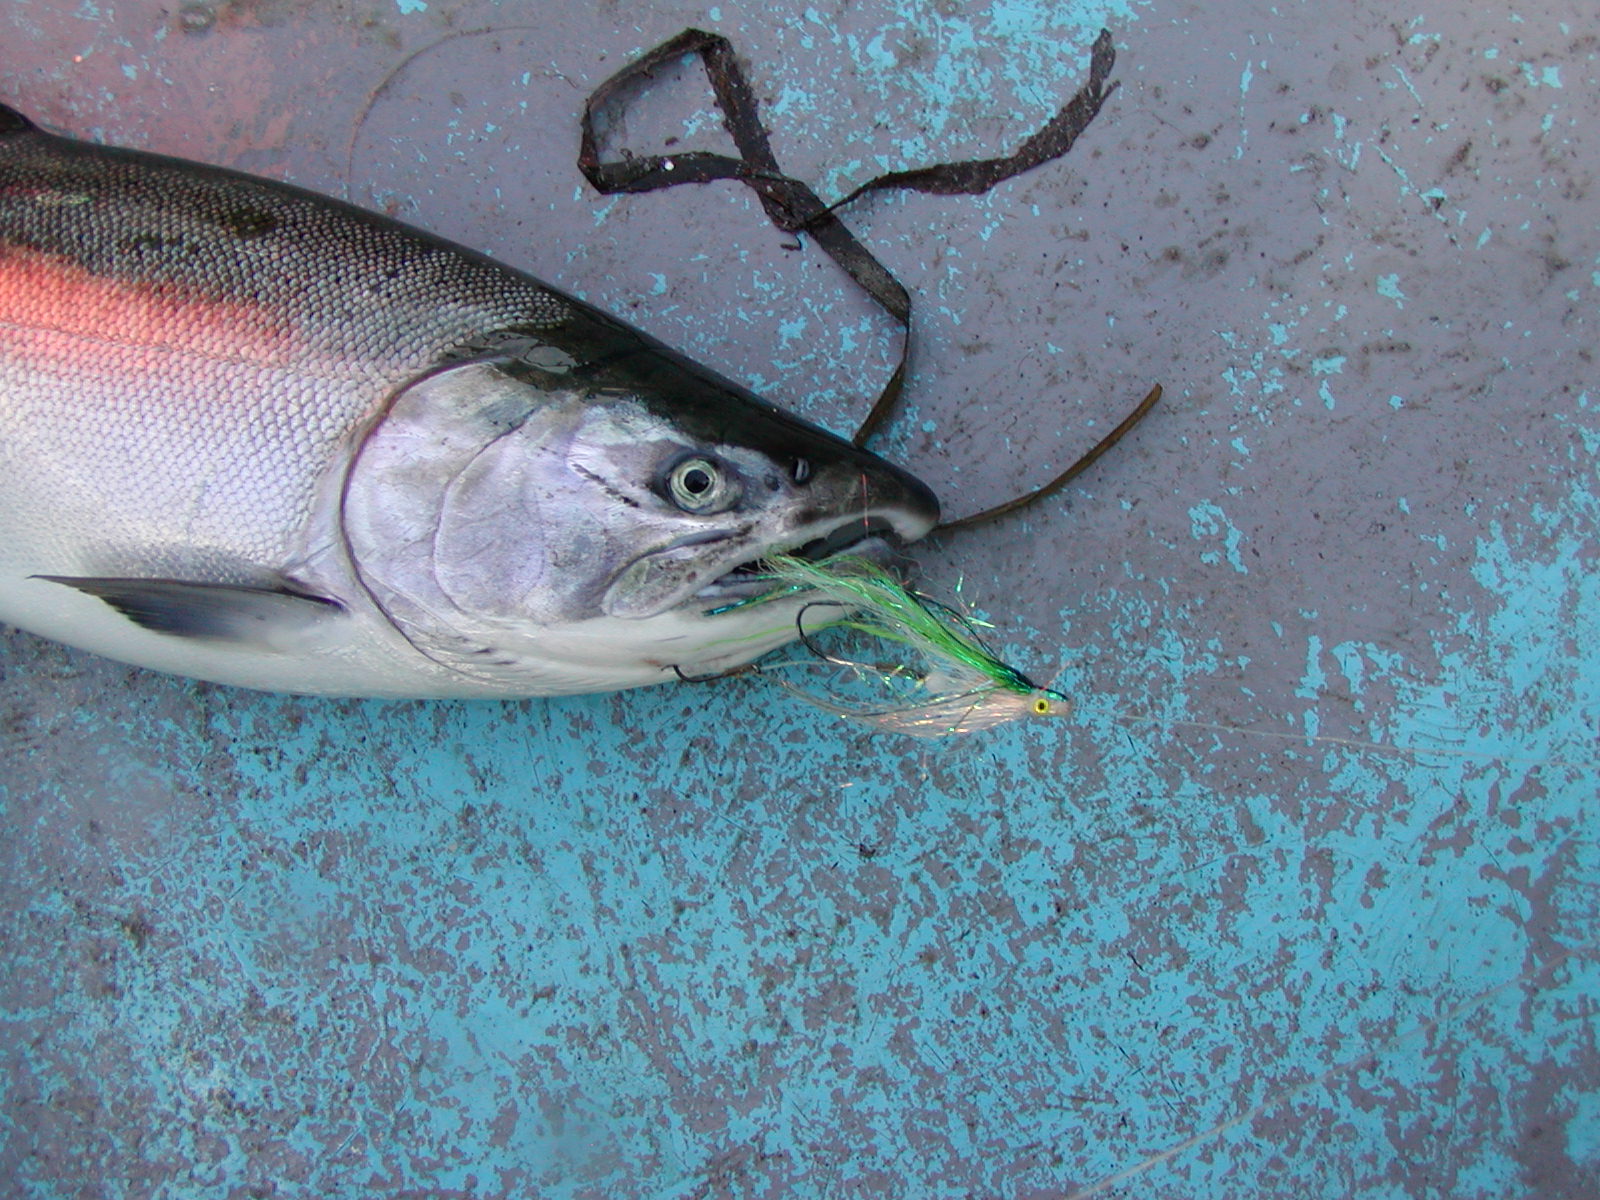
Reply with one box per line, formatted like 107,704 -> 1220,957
0,103 -> 939,697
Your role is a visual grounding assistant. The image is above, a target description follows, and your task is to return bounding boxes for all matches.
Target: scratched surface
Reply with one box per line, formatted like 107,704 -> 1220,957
2,1 -> 1598,1196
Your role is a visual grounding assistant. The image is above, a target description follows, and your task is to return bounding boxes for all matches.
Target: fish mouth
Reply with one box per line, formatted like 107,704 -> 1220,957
695,517 -> 901,607
603,515 -> 908,621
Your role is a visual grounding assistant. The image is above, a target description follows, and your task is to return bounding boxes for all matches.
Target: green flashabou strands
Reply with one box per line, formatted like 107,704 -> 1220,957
754,554 -> 1070,737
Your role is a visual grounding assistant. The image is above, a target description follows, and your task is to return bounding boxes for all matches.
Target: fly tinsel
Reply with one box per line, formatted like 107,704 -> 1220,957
753,554 -> 1070,737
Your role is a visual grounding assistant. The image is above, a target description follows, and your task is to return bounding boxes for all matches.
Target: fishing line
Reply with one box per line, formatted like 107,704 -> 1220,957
344,25 -> 551,199
1111,714 -> 1600,773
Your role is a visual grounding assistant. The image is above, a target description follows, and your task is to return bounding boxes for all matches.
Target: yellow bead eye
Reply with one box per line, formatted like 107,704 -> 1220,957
1032,696 -> 1052,715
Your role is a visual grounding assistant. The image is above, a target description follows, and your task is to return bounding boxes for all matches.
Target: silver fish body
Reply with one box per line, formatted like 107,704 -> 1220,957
0,104 -> 938,697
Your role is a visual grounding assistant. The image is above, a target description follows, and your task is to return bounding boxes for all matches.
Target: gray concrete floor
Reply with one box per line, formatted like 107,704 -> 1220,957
3,1 -> 1597,1197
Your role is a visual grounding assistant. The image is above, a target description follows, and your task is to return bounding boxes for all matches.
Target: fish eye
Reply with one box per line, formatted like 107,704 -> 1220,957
665,455 -> 737,513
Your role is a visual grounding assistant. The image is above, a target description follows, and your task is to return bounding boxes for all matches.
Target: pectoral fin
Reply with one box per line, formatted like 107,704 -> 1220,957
0,103 -> 35,135
34,576 -> 345,649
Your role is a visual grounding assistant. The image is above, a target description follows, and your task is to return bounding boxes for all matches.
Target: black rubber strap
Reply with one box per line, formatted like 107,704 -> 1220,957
578,28 -> 1118,448
935,384 -> 1162,532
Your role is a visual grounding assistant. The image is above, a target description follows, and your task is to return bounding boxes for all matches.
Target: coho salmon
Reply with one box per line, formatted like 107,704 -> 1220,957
0,103 -> 939,698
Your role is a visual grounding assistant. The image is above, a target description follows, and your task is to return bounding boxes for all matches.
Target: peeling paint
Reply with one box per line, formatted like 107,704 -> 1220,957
2,1 -> 1597,1198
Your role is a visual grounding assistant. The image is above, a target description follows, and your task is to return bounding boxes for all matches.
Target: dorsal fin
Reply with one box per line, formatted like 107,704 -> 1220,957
0,102 -> 36,135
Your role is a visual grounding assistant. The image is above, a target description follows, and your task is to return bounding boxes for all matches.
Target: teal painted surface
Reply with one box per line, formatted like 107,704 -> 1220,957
3,1 -> 1598,1197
